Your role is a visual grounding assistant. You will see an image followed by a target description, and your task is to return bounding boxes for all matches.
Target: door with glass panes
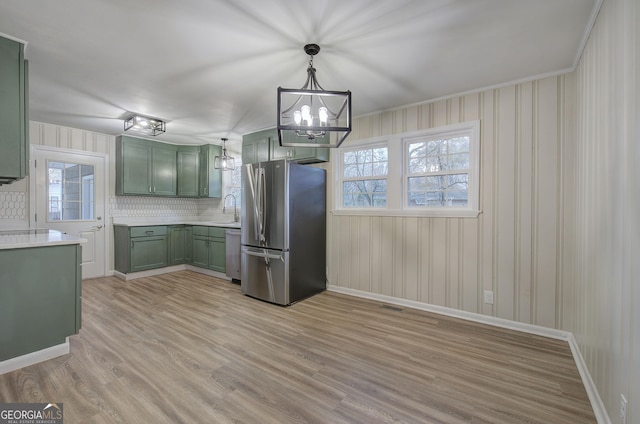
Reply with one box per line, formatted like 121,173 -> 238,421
33,146 -> 106,278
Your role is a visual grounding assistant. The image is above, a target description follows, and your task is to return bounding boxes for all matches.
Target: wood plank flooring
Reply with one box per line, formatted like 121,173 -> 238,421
0,271 -> 596,423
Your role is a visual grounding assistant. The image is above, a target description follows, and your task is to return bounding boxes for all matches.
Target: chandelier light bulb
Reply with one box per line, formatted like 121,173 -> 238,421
294,110 -> 302,125
318,107 -> 328,124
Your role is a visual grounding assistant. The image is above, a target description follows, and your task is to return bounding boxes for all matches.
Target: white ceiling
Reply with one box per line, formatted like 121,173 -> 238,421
0,0 -> 599,150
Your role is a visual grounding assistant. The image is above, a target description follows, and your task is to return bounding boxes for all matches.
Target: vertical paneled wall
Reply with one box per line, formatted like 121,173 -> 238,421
328,74 -> 576,329
573,0 -> 639,421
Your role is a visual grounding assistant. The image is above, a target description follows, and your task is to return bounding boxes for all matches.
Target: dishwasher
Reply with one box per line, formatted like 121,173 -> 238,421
225,228 -> 241,283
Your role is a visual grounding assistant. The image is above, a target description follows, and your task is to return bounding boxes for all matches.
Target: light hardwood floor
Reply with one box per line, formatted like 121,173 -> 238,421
0,271 -> 596,423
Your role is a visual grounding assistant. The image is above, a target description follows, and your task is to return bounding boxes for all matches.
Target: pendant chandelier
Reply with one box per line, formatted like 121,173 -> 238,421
214,138 -> 235,171
277,44 -> 351,148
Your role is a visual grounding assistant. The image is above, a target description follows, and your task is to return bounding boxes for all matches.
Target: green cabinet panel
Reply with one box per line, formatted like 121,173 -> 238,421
184,225 -> 193,264
0,244 -> 82,361
168,225 -> 186,265
0,36 -> 29,184
152,143 -> 178,196
209,237 -> 226,272
242,129 -> 270,164
198,144 -> 222,198
130,235 -> 168,272
116,135 -> 177,196
192,234 -> 210,268
243,128 -> 328,164
114,225 -> 168,273
177,146 -> 200,197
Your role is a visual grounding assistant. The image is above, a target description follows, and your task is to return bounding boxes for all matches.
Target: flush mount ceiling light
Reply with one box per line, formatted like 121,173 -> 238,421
277,44 -> 351,148
124,114 -> 166,136
214,138 -> 235,171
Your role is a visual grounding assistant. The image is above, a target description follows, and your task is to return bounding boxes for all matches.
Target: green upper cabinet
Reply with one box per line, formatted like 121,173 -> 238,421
151,142 -> 178,196
242,129 -> 270,164
198,144 -> 222,198
0,35 -> 29,185
242,128 -> 328,164
116,135 -> 177,196
177,145 -> 200,197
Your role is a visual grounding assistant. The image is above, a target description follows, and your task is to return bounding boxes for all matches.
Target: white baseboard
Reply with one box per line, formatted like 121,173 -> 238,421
0,339 -> 70,375
567,333 -> 612,424
113,265 -> 230,282
326,284 -> 610,424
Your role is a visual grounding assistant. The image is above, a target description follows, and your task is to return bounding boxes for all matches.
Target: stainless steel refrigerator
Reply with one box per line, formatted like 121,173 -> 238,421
241,160 -> 326,305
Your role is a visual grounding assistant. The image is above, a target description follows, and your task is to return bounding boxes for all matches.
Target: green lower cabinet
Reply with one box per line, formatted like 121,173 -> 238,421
114,225 -> 168,273
0,244 -> 82,361
191,234 -> 210,268
168,225 -> 186,265
184,225 -> 193,264
130,235 -> 168,272
209,237 -> 225,272
192,226 -> 226,272
114,224 -> 225,274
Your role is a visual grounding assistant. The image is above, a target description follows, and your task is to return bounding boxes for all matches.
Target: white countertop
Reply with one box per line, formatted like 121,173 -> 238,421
0,229 -> 86,250
112,218 -> 241,229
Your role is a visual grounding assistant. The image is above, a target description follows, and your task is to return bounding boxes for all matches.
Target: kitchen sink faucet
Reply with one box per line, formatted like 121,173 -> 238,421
223,194 -> 239,222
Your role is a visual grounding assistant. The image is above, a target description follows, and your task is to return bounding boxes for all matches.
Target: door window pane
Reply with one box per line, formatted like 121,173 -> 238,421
48,161 -> 95,221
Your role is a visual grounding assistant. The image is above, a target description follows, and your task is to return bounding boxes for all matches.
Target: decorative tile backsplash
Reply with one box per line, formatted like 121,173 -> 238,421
109,195 -> 200,218
0,192 -> 27,220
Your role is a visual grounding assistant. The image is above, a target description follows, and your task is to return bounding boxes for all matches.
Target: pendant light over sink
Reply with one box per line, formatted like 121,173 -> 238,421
277,44 -> 351,148
214,138 -> 235,171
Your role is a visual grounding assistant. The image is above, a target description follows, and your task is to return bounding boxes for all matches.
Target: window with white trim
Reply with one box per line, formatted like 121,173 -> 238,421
335,121 -> 480,217
341,146 -> 388,207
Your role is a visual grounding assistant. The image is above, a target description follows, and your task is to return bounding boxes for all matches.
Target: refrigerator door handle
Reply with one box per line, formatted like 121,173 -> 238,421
251,166 -> 264,243
259,167 -> 267,242
243,249 -> 284,261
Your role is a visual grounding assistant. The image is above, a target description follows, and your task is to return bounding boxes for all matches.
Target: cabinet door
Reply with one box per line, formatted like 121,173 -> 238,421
152,145 -> 177,196
177,147 -> 200,197
242,130 -> 270,164
209,237 -> 226,272
184,226 -> 193,264
0,36 -> 28,182
130,235 -> 167,272
199,144 -> 222,198
192,235 -> 210,268
291,146 -> 329,163
168,226 -> 186,265
270,139 -> 292,160
117,136 -> 153,195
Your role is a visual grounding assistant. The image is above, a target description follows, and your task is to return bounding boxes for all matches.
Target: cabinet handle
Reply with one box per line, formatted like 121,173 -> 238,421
148,186 -> 152,193
204,187 -> 208,194
153,186 -> 156,193
145,230 -> 154,235
131,240 -> 135,248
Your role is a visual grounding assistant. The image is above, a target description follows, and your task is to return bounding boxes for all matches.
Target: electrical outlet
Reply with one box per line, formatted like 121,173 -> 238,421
483,290 -> 494,305
620,394 -> 627,424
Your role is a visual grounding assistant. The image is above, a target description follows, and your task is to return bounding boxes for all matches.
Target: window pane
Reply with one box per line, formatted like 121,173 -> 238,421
48,160 -> 95,221
342,147 -> 388,179
405,132 -> 472,209
407,173 -> 468,207
342,179 -> 386,207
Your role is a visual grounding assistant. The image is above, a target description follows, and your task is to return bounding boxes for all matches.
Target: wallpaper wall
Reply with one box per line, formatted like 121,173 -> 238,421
327,74 -> 575,331
572,0 -> 639,421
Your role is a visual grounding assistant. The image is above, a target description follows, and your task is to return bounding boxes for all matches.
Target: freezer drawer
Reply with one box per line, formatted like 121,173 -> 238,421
241,246 -> 289,305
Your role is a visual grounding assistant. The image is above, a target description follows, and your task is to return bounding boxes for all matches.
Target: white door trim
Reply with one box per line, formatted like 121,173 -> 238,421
29,144 -> 110,277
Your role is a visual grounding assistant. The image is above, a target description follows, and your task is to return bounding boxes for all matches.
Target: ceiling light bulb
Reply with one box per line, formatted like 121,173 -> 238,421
294,110 -> 302,125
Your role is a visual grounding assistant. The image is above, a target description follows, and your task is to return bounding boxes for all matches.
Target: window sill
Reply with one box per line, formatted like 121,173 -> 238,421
331,209 -> 481,218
